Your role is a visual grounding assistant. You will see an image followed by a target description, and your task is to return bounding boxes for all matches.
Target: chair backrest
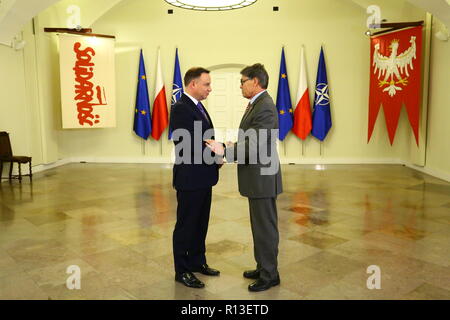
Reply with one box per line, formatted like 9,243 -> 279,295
0,131 -> 13,159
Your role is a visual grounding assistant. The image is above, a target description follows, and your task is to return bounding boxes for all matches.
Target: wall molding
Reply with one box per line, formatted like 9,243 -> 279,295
280,158 -> 403,165
69,157 -> 173,164
6,157 -> 446,183
404,163 -> 450,182
31,158 -> 71,173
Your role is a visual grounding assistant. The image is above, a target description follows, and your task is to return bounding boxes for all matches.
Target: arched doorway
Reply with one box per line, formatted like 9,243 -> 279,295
204,64 -> 248,143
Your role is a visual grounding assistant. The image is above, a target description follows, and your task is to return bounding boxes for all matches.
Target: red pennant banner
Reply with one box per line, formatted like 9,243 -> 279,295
368,26 -> 423,146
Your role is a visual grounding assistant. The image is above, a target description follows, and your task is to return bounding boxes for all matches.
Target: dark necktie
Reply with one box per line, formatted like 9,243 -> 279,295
243,102 -> 252,117
196,102 -> 209,123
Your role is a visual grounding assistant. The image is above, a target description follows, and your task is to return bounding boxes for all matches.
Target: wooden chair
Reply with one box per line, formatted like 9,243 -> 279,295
0,132 -> 32,182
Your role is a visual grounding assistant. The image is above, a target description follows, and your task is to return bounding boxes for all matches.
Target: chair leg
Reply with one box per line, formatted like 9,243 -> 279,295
18,163 -> 22,182
9,162 -> 13,180
0,161 -> 3,180
29,161 -> 32,180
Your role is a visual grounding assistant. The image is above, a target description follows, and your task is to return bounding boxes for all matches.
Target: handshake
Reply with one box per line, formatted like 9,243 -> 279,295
205,139 -> 234,157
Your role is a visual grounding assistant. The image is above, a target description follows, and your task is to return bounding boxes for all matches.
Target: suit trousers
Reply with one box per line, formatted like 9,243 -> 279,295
173,187 -> 212,274
248,197 -> 279,281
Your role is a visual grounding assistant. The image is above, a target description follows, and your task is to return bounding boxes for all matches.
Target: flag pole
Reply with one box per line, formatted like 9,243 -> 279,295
320,141 -> 322,156
142,139 -> 145,156
159,49 -> 163,157
301,140 -> 304,156
283,43 -> 286,158
281,44 -> 287,158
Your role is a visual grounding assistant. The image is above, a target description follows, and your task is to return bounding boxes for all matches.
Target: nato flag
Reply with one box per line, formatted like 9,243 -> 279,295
275,47 -> 294,141
168,48 -> 183,140
133,50 -> 152,140
311,47 -> 332,141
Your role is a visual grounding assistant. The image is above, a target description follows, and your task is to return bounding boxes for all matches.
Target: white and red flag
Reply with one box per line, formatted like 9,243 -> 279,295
292,47 -> 312,140
151,49 -> 169,140
368,26 -> 423,145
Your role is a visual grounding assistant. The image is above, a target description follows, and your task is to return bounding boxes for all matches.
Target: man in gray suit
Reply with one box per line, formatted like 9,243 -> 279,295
206,63 -> 282,292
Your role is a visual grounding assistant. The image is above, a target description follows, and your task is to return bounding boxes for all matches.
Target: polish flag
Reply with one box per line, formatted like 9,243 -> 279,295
151,49 -> 169,140
292,47 -> 312,140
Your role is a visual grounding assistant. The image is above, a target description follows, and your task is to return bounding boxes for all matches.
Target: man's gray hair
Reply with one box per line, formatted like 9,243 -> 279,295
240,63 -> 269,89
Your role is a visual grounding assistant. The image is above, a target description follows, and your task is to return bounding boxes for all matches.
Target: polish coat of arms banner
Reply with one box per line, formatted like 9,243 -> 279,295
368,26 -> 423,145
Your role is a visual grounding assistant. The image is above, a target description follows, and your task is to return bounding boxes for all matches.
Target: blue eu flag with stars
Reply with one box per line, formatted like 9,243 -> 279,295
169,48 -> 183,140
311,47 -> 332,141
133,50 -> 152,140
275,47 -> 294,141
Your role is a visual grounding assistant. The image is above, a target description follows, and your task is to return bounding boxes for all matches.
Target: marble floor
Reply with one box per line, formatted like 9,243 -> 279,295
0,163 -> 449,300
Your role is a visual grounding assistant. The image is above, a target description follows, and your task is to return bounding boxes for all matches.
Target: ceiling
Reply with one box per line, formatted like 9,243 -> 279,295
350,0 -> 449,25
407,0 -> 450,26
0,0 -> 60,45
1,0 -> 449,46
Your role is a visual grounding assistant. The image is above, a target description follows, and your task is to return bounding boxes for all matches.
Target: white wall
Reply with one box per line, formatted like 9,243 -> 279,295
0,21 -> 45,178
423,16 -> 450,180
56,0 -> 426,164
0,41 -> 29,156
0,0 -> 448,180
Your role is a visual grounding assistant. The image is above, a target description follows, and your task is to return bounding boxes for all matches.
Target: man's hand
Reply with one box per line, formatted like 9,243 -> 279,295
216,153 -> 224,169
205,139 -> 225,156
225,141 -> 234,148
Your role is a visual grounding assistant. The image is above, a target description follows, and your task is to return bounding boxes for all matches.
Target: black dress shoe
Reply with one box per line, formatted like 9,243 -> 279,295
196,264 -> 220,276
243,269 -> 260,279
248,277 -> 280,292
175,272 -> 205,288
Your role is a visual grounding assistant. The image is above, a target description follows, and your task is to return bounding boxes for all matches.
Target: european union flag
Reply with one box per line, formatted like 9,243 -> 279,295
168,48 -> 183,140
275,47 -> 294,141
133,50 -> 152,140
311,47 -> 332,141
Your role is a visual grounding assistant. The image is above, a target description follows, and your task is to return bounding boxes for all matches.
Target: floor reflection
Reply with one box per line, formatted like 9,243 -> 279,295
0,163 -> 449,300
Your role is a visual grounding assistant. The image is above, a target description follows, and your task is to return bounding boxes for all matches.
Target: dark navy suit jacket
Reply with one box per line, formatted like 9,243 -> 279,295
170,94 -> 219,191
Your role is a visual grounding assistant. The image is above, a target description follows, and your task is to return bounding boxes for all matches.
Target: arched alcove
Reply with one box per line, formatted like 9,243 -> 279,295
206,63 -> 246,72
203,63 -> 248,142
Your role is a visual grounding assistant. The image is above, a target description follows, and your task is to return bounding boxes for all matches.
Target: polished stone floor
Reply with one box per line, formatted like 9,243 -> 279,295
0,163 -> 449,300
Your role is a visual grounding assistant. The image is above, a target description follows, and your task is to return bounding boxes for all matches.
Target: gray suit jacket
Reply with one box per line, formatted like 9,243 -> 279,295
225,91 -> 283,198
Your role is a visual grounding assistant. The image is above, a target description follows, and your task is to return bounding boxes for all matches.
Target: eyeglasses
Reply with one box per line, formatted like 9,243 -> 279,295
240,78 -> 251,85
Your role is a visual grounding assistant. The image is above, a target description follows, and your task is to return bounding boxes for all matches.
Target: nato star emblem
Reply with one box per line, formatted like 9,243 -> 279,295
315,83 -> 330,106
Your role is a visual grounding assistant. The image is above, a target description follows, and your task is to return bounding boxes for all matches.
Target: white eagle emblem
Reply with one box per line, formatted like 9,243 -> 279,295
373,36 -> 417,97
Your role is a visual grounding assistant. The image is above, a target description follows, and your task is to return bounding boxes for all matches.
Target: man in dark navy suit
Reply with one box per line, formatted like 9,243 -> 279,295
169,67 -> 221,288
